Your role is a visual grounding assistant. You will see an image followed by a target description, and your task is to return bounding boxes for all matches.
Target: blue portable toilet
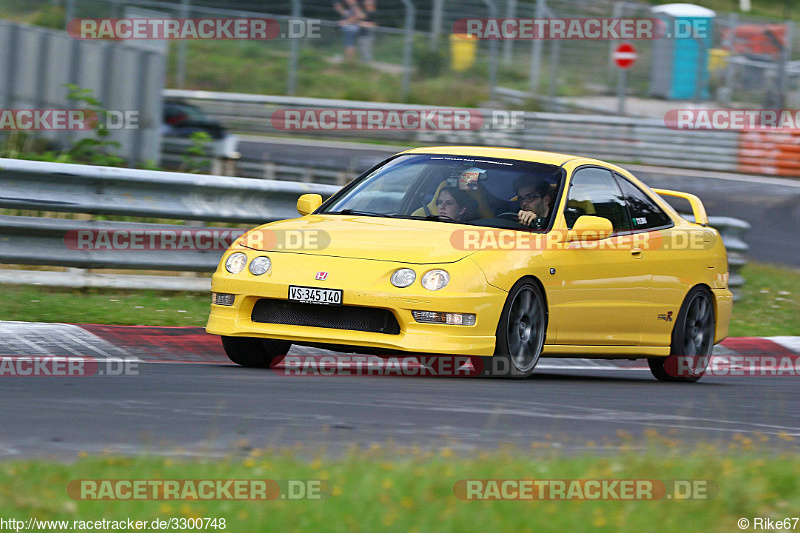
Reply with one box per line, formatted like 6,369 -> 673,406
649,4 -> 716,100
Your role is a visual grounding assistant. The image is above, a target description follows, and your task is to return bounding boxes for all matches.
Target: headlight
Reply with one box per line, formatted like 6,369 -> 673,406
225,252 -> 247,274
421,269 -> 449,291
390,268 -> 416,288
249,256 -> 271,276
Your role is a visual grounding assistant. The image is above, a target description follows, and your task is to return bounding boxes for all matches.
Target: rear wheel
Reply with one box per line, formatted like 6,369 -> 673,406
221,336 -> 292,368
475,280 -> 546,378
648,287 -> 715,383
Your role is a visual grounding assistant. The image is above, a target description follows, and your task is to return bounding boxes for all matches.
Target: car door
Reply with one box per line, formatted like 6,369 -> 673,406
613,174 -> 684,347
553,167 -> 650,346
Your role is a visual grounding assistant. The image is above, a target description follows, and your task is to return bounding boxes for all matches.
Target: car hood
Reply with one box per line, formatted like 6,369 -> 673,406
239,215 -> 475,264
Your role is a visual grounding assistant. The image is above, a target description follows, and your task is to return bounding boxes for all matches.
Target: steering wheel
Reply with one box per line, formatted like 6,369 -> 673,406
495,211 -> 520,221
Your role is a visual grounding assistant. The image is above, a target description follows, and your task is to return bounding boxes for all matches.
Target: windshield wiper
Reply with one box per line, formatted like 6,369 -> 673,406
407,214 -> 466,224
326,209 -> 394,218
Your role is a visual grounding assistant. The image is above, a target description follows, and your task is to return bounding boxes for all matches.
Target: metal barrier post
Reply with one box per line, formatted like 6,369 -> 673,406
482,0 -> 499,100
430,0 -> 444,50
400,0 -> 415,99
176,0 -> 190,88
287,0 -> 301,95
503,0 -> 517,66
528,0 -> 544,93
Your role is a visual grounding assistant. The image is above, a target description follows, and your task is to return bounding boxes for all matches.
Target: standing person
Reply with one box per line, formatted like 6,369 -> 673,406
358,0 -> 377,63
334,0 -> 364,62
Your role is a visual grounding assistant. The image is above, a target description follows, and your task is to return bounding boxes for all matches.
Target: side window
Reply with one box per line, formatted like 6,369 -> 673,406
615,176 -> 673,231
565,167 -> 631,232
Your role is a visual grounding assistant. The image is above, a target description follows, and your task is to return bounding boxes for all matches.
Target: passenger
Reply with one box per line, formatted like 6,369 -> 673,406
436,187 -> 478,222
513,176 -> 552,227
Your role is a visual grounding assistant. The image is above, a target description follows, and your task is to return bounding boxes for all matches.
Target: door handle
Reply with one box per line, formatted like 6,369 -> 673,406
631,247 -> 643,258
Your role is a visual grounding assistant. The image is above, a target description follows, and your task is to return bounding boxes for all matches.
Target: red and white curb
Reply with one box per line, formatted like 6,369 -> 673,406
0,320 -> 797,372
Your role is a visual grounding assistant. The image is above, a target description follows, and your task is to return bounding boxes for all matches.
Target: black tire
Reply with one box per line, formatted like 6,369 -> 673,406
648,286 -> 715,383
475,279 -> 547,378
221,336 -> 292,368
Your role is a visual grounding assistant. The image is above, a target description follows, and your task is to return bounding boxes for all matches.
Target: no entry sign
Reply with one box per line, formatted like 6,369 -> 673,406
613,42 -> 637,69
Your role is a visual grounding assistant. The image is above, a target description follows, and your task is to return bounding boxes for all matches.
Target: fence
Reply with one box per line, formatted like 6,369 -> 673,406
0,18 -> 165,164
43,0 -> 799,114
0,157 -> 748,297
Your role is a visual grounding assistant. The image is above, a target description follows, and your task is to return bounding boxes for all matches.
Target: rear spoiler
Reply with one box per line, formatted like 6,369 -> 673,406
652,188 -> 708,227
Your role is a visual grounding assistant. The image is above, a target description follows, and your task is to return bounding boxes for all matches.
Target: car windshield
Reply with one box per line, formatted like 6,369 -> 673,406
320,154 -> 565,231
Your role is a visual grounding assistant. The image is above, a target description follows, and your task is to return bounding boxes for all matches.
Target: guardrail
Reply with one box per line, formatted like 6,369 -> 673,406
0,158 -> 748,296
164,89 -> 800,178
163,89 -> 741,173
0,158 -> 339,290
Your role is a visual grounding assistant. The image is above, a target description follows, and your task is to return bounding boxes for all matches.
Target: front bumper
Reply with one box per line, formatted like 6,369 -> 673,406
206,251 -> 506,356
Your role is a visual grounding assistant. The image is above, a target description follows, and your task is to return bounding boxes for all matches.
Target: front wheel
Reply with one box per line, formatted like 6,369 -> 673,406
221,336 -> 292,368
475,280 -> 547,378
648,286 -> 715,383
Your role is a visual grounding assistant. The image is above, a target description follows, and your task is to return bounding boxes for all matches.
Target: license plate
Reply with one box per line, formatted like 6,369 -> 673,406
288,285 -> 343,306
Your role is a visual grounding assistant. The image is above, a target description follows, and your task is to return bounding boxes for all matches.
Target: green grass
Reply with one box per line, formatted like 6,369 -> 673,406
729,263 -> 800,337
1,441 -> 799,532
0,261 -> 798,335
0,285 -> 211,326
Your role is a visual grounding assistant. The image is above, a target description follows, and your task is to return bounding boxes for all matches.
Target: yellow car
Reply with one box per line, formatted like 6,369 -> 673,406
206,147 -> 732,381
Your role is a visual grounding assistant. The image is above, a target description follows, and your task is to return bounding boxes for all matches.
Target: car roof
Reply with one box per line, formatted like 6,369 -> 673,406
400,146 -> 582,166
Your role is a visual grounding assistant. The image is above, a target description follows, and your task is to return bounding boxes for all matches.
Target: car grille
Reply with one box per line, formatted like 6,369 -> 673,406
251,299 -> 401,335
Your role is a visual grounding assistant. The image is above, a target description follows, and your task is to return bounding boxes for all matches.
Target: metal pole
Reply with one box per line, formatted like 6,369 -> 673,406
502,0 -> 516,66
608,1 -> 623,92
430,0 -> 443,50
528,0 -> 544,93
547,38 -> 560,108
617,67 -> 627,115
400,0 -> 415,100
176,0 -> 190,89
482,0 -> 498,100
65,0 -> 75,27
287,0 -> 301,95
721,13 -> 737,105
693,35 -> 706,104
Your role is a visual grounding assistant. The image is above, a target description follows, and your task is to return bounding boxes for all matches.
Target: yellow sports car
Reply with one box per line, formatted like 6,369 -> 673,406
206,147 -> 732,381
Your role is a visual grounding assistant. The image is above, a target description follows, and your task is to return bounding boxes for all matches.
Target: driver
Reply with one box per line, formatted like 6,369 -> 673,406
513,176 -> 551,227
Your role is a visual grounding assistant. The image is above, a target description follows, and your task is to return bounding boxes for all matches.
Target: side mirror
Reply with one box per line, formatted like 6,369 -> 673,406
568,215 -> 613,242
297,194 -> 323,216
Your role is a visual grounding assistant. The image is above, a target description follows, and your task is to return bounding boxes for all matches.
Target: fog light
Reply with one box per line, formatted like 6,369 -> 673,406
412,311 -> 476,326
212,293 -> 235,306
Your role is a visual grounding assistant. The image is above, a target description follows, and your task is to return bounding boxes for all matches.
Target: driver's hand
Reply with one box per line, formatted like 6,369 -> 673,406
517,209 -> 537,226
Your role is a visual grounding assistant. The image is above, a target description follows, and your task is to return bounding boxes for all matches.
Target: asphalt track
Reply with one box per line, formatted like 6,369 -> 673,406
1,322 -> 799,459
238,136 -> 800,266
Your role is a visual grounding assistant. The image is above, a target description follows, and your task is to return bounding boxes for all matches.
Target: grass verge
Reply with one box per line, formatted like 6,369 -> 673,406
0,262 -> 797,335
0,444 -> 799,532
